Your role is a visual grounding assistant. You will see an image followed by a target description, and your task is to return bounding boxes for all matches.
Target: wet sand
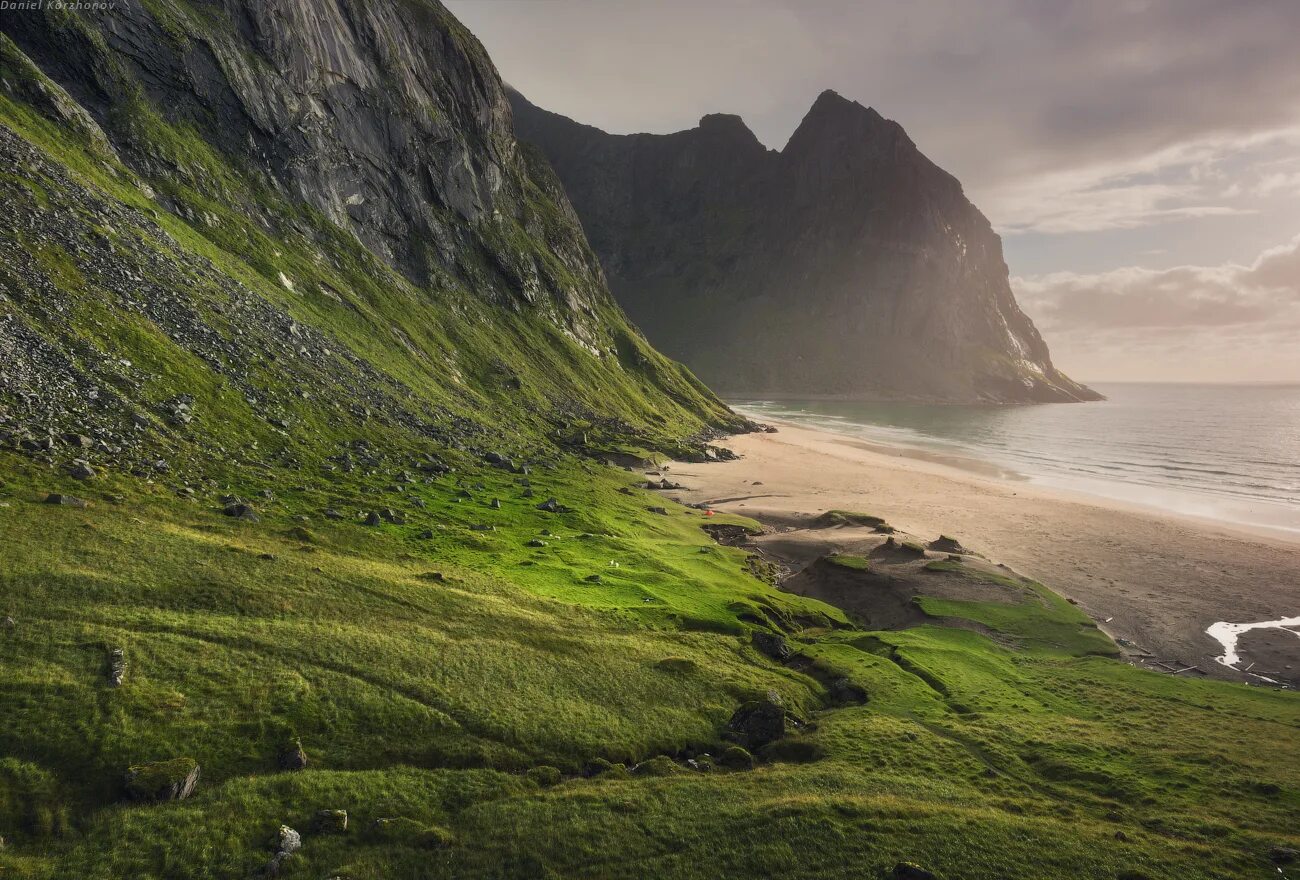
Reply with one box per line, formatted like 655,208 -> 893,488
670,421 -> 1300,688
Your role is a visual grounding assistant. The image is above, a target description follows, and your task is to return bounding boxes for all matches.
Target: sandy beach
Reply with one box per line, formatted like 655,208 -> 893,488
671,420 -> 1300,687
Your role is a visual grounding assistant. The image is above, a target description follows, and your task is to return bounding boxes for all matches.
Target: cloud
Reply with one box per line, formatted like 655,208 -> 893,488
1013,234 -> 1300,381
451,0 -> 1300,239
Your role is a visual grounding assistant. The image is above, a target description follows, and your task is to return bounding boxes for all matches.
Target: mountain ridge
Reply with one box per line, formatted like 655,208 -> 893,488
509,87 -> 1100,404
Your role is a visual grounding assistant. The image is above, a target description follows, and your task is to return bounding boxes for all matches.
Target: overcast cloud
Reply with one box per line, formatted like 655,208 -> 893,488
448,0 -> 1300,382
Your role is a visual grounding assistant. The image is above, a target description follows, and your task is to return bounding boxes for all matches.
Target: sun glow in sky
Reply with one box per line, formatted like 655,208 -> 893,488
449,0 -> 1300,383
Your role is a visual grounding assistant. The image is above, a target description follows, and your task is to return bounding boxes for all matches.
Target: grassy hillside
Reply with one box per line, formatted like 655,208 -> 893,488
2,460 -> 1298,879
0,7 -> 1298,880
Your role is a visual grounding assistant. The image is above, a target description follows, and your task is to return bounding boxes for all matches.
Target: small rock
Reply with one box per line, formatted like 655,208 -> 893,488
279,740 -> 308,771
44,493 -> 88,508
363,511 -> 383,526
490,498 -> 501,509
892,863 -> 936,880
313,809 -> 348,833
647,506 -> 668,515
223,502 -> 259,522
322,509 -> 344,520
536,498 -> 560,513
1271,846 -> 1299,865
416,529 -> 434,539
107,646 -> 126,687
2,616 -> 15,629
124,757 -> 200,802
526,539 -> 547,547
274,825 -> 301,856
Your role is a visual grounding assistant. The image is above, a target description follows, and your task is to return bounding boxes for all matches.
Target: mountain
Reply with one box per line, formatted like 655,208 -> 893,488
1,0 -> 740,478
509,89 -> 1100,403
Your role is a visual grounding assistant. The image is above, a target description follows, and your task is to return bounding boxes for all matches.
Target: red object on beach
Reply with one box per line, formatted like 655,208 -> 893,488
705,510 -> 715,516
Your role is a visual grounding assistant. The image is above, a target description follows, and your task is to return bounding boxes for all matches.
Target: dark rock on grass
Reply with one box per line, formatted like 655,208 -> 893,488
631,755 -> 682,776
69,460 -> 95,480
751,630 -> 793,662
525,765 -> 562,787
363,511 -> 383,527
107,646 -> 126,687
313,809 -> 348,833
1271,846 -> 1299,865
419,572 -> 446,582
928,535 -> 966,554
892,863 -> 937,880
521,487 -> 535,498
584,574 -> 602,583
223,502 -> 259,522
2,616 -> 15,630
124,757 -> 200,801
536,498 -> 560,512
526,538 -> 547,547
490,498 -> 501,509
279,739 -> 308,771
416,529 -> 435,539
727,698 -> 785,749
470,524 -> 494,532
647,506 -> 668,515
44,493 -> 88,508
718,745 -> 755,770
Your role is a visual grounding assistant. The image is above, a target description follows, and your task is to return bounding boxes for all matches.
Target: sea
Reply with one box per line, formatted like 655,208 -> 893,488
731,383 -> 1300,538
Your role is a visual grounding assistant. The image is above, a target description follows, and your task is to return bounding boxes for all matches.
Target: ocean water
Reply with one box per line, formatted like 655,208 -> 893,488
731,383 -> 1300,536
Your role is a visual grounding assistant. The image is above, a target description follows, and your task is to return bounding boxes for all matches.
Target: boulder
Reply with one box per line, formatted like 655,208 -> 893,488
536,498 -> 560,512
313,809 -> 348,833
69,460 -> 95,480
223,502 -> 259,522
1271,847 -> 1299,865
107,646 -> 126,687
279,739 -> 308,771
44,494 -> 88,508
927,535 -> 966,554
124,757 -> 200,801
727,698 -> 785,749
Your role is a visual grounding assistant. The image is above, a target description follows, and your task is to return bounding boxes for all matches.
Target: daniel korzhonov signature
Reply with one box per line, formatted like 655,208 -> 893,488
0,0 -> 123,12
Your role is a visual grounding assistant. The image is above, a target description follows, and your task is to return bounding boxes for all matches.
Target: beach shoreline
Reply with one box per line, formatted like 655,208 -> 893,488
671,418 -> 1300,687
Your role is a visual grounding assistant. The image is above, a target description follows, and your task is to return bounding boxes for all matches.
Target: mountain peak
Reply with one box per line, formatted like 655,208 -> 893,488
696,112 -> 764,148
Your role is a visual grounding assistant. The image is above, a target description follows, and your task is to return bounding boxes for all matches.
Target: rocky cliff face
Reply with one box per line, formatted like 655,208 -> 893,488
510,89 -> 1099,403
0,0 -> 738,482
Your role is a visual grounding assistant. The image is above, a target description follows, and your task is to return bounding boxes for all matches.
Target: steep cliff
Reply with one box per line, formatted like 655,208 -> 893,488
0,0 -> 740,485
510,89 -> 1099,403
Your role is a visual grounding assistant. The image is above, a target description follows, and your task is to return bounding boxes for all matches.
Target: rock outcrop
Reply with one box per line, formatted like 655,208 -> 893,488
0,1 -> 739,491
510,89 -> 1100,403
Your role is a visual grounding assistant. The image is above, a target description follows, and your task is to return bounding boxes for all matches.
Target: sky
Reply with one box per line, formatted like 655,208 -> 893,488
447,0 -> 1300,383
